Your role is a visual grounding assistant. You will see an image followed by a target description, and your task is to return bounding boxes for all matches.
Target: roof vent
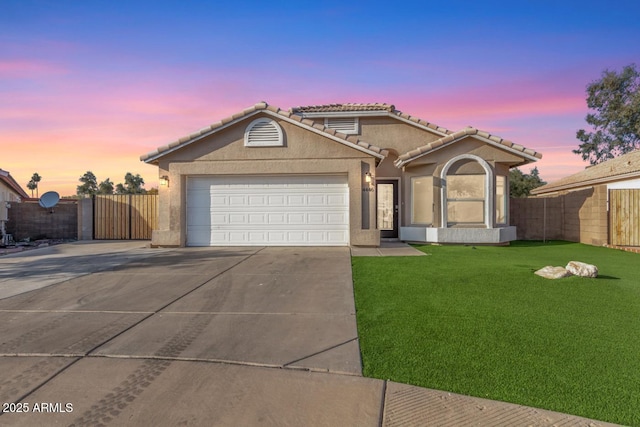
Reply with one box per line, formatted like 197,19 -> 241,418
244,118 -> 284,147
324,117 -> 359,135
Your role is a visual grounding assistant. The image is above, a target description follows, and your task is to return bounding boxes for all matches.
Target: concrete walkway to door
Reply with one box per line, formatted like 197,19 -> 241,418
351,241 -> 427,256
0,242 -> 617,426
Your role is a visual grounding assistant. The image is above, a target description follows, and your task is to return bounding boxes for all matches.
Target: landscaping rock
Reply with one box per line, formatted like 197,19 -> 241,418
534,266 -> 573,279
566,261 -> 598,278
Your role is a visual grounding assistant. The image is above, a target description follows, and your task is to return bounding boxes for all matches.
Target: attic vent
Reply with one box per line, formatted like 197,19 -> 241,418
324,117 -> 359,135
244,118 -> 284,147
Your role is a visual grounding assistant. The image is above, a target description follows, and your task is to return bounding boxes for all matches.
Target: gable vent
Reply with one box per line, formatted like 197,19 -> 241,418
244,118 -> 284,147
324,117 -> 359,135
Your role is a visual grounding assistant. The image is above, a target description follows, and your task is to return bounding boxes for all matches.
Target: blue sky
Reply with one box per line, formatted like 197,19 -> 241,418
2,0 -> 639,195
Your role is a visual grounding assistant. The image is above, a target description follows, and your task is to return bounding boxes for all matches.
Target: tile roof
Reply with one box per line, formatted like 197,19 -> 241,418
291,103 -> 452,136
140,102 -> 388,163
0,169 -> 29,199
532,149 -> 640,195
394,126 -> 542,168
290,103 -> 396,113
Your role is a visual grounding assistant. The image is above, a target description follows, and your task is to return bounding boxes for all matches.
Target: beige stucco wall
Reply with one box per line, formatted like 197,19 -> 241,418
358,116 -> 443,154
375,151 -> 402,178
151,113 -> 379,247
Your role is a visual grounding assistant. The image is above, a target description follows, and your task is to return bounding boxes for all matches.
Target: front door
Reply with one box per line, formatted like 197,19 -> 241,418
376,180 -> 398,238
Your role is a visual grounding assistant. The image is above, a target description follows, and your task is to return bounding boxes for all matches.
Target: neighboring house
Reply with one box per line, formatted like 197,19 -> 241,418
530,149 -> 640,247
141,102 -> 541,247
0,169 -> 29,243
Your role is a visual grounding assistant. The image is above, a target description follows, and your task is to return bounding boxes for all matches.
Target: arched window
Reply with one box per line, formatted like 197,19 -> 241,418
244,118 -> 284,147
440,154 -> 494,228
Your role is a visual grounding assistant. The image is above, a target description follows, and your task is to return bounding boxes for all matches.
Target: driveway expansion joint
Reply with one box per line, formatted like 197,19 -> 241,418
379,379 -> 388,427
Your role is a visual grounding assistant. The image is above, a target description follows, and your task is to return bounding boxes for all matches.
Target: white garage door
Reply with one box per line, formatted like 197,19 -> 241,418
186,175 -> 349,246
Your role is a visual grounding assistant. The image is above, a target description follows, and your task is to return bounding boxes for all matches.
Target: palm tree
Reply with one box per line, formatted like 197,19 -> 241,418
30,173 -> 42,197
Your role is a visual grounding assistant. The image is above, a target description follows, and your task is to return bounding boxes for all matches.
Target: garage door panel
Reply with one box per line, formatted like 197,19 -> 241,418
327,213 -> 348,224
268,195 -> 286,205
287,195 -> 305,205
229,196 -> 246,206
307,195 -> 326,205
248,195 -> 266,205
187,175 -> 349,246
229,214 -> 247,224
248,213 -> 266,224
327,194 -> 348,205
287,213 -> 305,224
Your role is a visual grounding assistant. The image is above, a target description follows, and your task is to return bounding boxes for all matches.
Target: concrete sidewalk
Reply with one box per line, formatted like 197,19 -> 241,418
351,241 -> 427,256
0,242 -> 619,426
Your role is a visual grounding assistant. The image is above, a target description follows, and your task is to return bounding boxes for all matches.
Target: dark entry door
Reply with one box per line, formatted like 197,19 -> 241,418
376,180 -> 399,238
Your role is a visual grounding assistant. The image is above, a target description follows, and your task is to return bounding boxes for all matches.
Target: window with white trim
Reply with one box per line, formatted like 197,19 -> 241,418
496,175 -> 507,224
446,175 -> 486,224
244,118 -> 284,147
324,117 -> 359,134
411,176 -> 433,224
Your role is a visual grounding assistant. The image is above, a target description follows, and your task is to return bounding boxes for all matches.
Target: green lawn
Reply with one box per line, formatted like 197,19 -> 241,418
352,241 -> 640,426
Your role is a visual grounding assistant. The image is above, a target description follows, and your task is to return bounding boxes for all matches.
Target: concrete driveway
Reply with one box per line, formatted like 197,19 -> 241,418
0,242 -> 617,426
0,242 -> 378,426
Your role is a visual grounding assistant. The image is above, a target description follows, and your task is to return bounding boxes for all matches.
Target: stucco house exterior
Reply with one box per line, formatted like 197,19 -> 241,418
141,102 -> 541,247
0,169 -> 29,244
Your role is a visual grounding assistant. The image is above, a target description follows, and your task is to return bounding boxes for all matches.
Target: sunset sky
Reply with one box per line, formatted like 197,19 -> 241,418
2,1 -> 640,196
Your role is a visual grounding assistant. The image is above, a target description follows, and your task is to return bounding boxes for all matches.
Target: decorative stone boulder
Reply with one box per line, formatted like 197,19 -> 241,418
535,266 -> 573,279
566,261 -> 598,278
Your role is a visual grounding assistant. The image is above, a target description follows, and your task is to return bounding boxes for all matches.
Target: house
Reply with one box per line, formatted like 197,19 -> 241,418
528,149 -> 640,247
0,169 -> 29,244
141,102 -> 541,247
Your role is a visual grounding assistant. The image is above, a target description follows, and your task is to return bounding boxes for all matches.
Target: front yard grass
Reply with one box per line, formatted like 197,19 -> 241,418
352,241 -> 640,426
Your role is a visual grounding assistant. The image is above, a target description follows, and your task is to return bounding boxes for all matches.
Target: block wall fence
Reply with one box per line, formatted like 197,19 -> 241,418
510,184 -> 608,246
6,200 -> 78,240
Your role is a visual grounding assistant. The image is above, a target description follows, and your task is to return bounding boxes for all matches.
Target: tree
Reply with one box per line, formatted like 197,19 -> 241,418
510,167 -> 546,198
26,180 -> 37,197
574,63 -> 640,165
115,172 -> 146,194
77,171 -> 99,197
27,172 -> 42,197
98,178 -> 114,195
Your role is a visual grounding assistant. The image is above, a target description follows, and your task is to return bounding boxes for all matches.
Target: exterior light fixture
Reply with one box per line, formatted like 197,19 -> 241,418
363,172 -> 374,192
159,175 -> 169,186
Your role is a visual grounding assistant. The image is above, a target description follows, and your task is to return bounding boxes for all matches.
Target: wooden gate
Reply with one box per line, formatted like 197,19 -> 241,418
609,189 -> 640,246
94,195 -> 158,240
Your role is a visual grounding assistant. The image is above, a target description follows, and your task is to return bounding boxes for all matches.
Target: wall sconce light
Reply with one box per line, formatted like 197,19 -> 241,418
159,175 -> 169,186
363,172 -> 374,192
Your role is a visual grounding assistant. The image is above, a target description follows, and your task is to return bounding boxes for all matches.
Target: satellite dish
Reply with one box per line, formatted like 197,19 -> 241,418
39,191 -> 60,209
